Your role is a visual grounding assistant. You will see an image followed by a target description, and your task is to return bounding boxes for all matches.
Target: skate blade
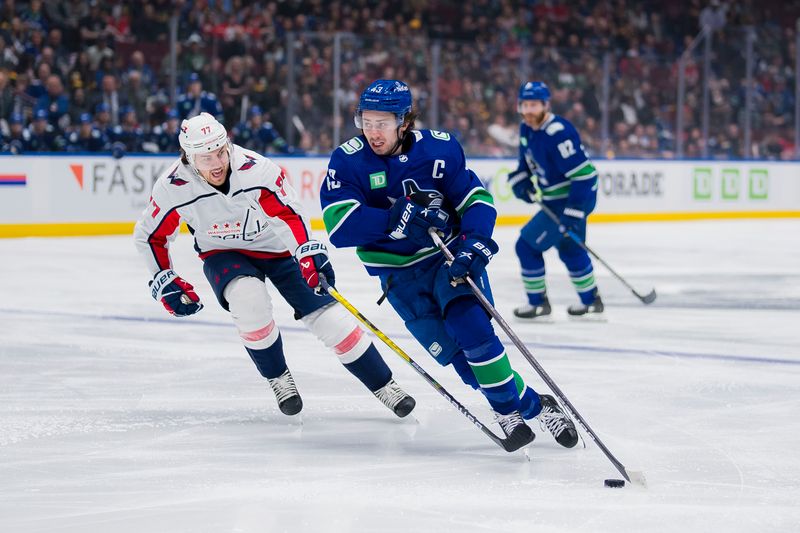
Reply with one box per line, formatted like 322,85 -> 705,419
567,313 -> 607,323
513,315 -> 555,324
284,413 -> 304,427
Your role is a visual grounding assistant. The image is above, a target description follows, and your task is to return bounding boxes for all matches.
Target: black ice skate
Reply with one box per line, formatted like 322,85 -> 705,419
513,295 -> 552,322
373,379 -> 416,417
538,394 -> 578,448
495,411 -> 535,452
268,369 -> 303,415
567,290 -> 604,319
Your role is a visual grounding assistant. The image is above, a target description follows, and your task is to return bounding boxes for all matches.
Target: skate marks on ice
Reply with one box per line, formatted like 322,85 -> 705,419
1,221 -> 800,532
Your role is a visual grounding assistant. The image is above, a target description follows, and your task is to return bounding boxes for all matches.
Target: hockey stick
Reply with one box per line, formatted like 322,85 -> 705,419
533,197 -> 656,305
319,278 -> 526,453
429,229 -> 647,486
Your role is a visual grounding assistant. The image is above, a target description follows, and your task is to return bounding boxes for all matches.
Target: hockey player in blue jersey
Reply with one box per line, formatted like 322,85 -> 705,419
320,79 -> 578,451
508,81 -> 604,321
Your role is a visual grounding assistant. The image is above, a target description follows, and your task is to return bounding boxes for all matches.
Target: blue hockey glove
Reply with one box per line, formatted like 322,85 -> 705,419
508,170 -> 536,204
447,234 -> 499,282
295,240 -> 335,292
387,196 -> 448,247
558,207 -> 585,234
150,269 -> 203,317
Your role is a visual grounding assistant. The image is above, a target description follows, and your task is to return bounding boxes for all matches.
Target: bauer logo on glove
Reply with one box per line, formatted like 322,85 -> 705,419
149,269 -> 203,317
387,195 -> 448,247
446,234 -> 499,282
294,240 -> 336,292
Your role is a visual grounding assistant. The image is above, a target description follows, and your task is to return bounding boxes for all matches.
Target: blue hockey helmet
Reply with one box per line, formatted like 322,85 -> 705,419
119,105 -> 135,119
518,81 -> 551,102
355,79 -> 412,128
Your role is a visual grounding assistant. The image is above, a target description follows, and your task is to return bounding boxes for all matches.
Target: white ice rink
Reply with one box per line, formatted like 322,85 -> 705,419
1,220 -> 799,532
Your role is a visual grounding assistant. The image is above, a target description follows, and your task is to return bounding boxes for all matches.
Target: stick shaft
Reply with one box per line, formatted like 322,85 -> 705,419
319,279 -> 511,451
535,200 -> 656,304
430,230 -> 636,481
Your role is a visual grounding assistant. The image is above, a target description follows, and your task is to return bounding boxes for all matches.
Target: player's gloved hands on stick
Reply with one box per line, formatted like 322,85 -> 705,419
558,207 -> 585,234
447,234 -> 499,282
387,196 -> 448,247
295,240 -> 335,293
150,269 -> 203,316
508,170 -> 536,204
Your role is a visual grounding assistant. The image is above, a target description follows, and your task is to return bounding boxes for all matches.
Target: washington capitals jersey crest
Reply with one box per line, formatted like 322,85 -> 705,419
320,129 -> 495,275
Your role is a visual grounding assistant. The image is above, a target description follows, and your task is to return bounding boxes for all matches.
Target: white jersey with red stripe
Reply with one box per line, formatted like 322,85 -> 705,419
134,144 -> 310,275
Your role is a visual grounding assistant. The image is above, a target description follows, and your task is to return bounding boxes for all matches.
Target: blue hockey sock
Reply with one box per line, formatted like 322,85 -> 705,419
445,298 -> 520,415
515,238 -> 547,305
245,333 -> 287,379
513,371 -> 542,419
450,352 -> 479,390
558,243 -> 597,304
343,343 -> 392,392
567,264 -> 597,304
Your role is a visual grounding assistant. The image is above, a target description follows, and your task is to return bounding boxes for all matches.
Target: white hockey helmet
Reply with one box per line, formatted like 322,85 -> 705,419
179,112 -> 229,159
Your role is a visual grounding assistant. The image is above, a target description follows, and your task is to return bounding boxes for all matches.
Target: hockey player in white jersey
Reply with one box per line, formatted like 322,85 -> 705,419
133,112 -> 415,418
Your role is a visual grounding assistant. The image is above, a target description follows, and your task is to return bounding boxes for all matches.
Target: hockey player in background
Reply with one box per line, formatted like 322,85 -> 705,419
508,81 -> 604,321
320,79 -> 578,451
133,112 -> 415,419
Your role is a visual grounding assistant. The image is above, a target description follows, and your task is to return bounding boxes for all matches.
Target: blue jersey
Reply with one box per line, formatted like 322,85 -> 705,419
232,121 -> 290,154
512,114 -> 598,210
110,125 -> 144,152
149,124 -> 180,153
176,92 -> 224,121
66,128 -> 109,152
321,130 -> 496,276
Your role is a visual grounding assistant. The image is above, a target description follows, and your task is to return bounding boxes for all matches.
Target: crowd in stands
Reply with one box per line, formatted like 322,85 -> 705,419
0,0 -> 797,159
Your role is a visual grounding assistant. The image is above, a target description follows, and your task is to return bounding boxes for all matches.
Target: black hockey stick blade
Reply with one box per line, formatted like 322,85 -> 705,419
638,288 -> 657,304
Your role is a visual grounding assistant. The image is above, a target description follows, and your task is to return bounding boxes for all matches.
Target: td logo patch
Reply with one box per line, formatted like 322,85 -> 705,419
369,171 -> 387,189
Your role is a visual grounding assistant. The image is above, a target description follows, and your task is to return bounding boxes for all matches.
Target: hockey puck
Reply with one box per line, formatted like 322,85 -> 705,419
604,479 -> 625,488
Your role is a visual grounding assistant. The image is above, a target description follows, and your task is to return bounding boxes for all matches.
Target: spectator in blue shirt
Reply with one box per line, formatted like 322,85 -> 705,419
35,74 -> 70,125
232,105 -> 291,154
66,111 -> 108,152
176,72 -> 223,121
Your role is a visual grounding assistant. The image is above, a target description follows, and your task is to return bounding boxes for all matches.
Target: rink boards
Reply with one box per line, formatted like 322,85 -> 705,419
1,154 -> 798,237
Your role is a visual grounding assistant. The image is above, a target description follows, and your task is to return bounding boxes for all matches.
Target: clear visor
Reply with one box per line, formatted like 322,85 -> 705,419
193,145 -> 230,171
354,113 -> 403,131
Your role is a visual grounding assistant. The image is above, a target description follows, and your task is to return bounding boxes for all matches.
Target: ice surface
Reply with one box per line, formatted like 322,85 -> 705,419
1,220 -> 799,532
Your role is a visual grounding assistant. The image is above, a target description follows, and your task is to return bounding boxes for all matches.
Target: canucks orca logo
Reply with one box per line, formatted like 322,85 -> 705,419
402,179 -> 442,209
401,179 -> 449,223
